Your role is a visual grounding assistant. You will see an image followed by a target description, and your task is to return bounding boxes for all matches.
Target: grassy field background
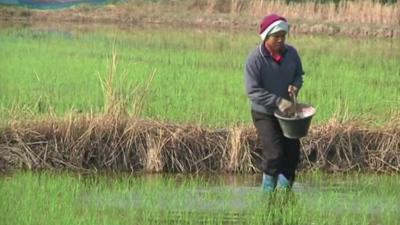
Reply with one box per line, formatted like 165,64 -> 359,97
1,25 -> 399,127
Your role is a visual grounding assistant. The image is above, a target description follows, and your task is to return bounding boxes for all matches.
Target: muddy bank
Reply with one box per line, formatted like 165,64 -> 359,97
0,1 -> 399,38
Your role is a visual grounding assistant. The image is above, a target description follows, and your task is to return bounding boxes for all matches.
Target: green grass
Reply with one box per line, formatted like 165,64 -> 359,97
0,25 -> 399,127
1,171 -> 399,225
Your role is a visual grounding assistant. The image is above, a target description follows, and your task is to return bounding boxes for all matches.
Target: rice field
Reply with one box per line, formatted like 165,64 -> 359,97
1,171 -> 399,225
1,6 -> 400,225
0,24 -> 399,127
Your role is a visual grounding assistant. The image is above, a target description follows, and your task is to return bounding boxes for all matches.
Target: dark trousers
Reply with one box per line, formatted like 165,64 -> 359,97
251,110 -> 300,181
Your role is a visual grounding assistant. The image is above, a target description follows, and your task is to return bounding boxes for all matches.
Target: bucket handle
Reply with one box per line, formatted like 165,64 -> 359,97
290,92 -> 298,117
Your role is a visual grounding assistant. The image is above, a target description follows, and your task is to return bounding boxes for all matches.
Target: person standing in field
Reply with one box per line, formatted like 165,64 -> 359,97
244,14 -> 304,192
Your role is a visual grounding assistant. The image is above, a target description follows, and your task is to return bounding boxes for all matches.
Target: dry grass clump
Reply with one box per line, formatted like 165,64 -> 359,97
192,0 -> 400,27
250,0 -> 399,27
0,115 -> 260,173
1,115 -> 399,173
301,117 -> 400,172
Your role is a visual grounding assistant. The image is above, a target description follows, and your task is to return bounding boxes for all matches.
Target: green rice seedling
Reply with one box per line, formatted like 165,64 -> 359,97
0,26 -> 399,127
1,171 -> 399,225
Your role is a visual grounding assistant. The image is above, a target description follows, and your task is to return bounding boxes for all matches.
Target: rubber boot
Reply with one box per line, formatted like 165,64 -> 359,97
277,174 -> 292,190
261,173 -> 277,192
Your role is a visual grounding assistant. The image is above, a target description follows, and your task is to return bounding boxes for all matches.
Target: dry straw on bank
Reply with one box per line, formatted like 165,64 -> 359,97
1,0 -> 399,38
1,115 -> 399,173
196,0 -> 400,26
189,0 -> 400,37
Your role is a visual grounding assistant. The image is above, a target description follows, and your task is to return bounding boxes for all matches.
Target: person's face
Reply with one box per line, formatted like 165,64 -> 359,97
265,31 -> 286,53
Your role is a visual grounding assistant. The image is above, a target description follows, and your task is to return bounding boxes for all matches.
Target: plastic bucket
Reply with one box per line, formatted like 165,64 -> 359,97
274,103 -> 316,139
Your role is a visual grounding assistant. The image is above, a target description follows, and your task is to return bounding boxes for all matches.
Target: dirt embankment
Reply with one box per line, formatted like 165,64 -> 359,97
1,0 -> 399,38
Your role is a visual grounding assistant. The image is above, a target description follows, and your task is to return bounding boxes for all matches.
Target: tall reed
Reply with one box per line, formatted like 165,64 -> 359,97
198,0 -> 400,26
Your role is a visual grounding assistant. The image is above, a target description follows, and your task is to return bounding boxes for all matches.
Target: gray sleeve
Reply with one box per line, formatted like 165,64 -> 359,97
291,50 -> 305,89
244,53 -> 280,108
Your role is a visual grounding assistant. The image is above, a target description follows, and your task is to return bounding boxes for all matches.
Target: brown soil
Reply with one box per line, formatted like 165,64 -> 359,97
0,2 -> 399,38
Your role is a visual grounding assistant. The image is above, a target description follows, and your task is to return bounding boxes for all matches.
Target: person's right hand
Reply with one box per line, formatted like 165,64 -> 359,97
288,85 -> 298,96
277,98 -> 293,113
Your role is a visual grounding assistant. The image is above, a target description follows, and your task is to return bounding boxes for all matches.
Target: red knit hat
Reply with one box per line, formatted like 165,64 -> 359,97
259,14 -> 288,40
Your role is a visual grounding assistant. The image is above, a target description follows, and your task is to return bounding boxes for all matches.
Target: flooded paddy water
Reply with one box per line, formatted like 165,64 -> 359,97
0,0 -> 109,9
80,173 -> 400,224
1,171 -> 399,225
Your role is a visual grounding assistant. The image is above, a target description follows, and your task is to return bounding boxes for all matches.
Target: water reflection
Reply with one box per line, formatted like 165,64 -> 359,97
0,0 -> 110,9
79,173 -> 399,224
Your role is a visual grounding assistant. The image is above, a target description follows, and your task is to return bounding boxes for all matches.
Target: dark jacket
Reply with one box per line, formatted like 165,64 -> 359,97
244,43 -> 304,115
